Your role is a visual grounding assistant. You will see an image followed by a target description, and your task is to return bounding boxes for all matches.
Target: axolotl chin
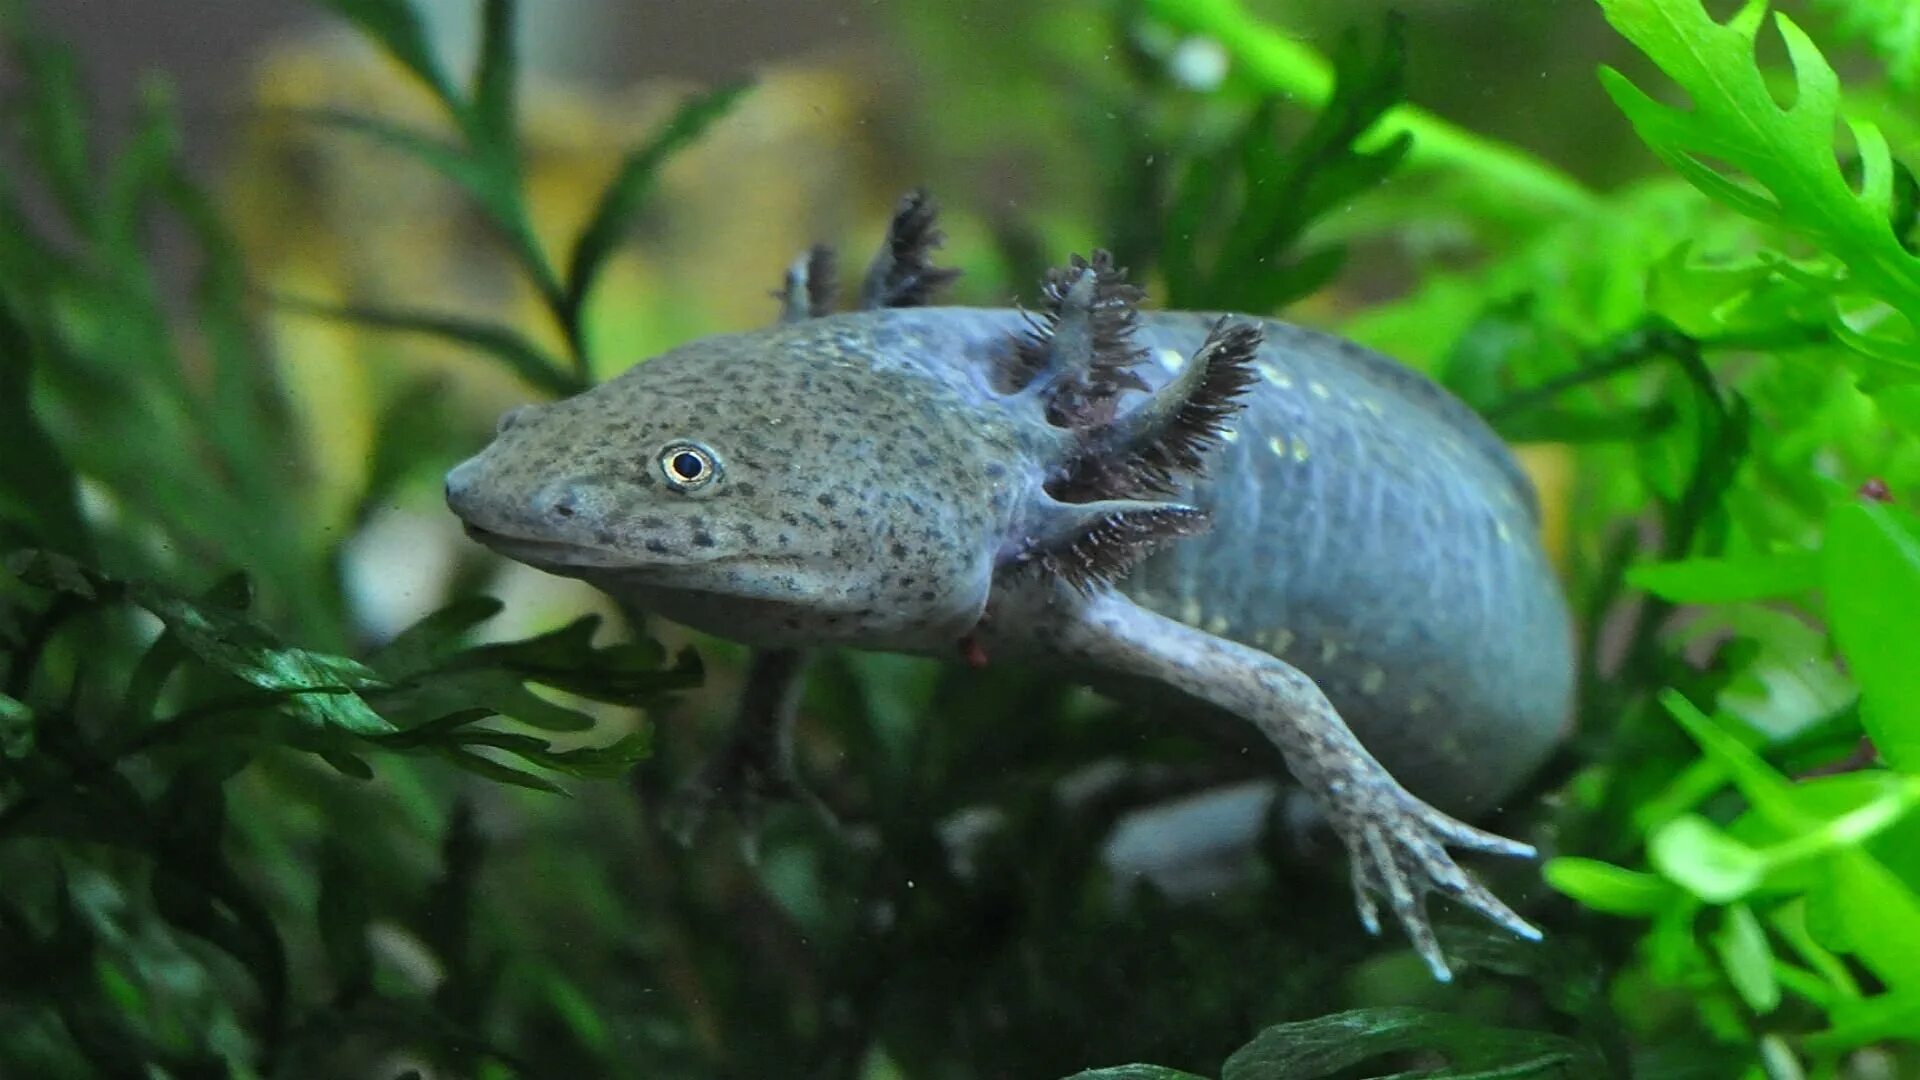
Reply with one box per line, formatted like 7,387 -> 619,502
444,193 -> 1575,981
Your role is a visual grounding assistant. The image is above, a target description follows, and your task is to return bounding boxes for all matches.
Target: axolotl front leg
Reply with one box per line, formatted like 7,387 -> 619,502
998,585 -> 1540,982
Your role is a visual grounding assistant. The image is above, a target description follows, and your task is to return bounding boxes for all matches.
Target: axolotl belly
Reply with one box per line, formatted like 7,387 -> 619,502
444,205 -> 1574,981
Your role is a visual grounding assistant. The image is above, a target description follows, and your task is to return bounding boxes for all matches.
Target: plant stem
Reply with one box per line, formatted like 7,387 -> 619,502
1139,0 -> 1600,215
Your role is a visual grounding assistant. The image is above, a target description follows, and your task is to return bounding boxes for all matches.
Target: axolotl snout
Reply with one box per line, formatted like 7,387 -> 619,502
444,193 -> 1575,981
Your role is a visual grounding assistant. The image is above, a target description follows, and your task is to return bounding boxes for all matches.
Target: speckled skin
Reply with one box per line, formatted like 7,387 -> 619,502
445,305 -> 1574,980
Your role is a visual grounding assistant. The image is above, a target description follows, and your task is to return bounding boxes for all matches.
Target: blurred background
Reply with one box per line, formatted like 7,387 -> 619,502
6,0 -> 1920,1076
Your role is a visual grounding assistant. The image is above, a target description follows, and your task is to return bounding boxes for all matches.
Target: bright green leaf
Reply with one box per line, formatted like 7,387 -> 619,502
1627,551 -> 1818,603
1649,814 -> 1767,902
562,80 -> 752,323
1824,500 -> 1920,770
1712,903 -> 1781,1013
1544,857 -> 1681,915
1597,0 -> 1920,369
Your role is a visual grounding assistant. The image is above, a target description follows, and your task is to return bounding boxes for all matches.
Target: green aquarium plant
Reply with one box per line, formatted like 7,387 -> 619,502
1,0 -> 1918,1076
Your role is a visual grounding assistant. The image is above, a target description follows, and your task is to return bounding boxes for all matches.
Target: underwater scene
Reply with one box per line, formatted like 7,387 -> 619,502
2,0 -> 1919,1076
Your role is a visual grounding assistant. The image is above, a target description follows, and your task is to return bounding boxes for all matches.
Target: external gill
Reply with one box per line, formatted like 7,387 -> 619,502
775,189 -> 961,322
1001,498 -> 1210,595
1051,317 -> 1264,502
1005,251 -> 1150,428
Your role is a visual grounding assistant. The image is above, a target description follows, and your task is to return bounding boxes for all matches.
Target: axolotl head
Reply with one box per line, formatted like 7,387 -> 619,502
444,319 -> 1027,650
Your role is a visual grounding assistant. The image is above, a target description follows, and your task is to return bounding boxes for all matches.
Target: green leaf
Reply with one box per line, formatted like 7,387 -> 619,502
1596,0 -> 1920,333
470,0 -> 519,154
0,692 -> 35,760
275,295 -> 579,397
9,29 -> 92,228
317,0 -> 461,115
366,596 -> 506,680
1544,857 -> 1681,915
0,299 -> 89,556
435,745 -> 566,793
1823,500 -> 1920,770
561,80 -> 752,323
1159,16 -> 1409,313
317,839 -> 374,998
1649,815 -> 1767,902
1219,1007 -> 1596,1079
1627,551 -> 1819,603
1065,1068 -> 1210,1080
9,551 -> 396,736
434,616 -> 701,704
1712,903 -> 1781,1013
1807,849 -> 1920,988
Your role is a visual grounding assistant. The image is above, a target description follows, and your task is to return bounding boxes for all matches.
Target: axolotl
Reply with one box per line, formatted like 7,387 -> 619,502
444,193 -> 1574,980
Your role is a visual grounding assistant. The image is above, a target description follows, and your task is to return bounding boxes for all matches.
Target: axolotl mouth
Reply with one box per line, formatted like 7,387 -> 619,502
459,520 -> 812,588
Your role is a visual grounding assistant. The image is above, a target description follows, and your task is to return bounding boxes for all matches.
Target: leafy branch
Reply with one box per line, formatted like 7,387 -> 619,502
1598,0 -> 1920,384
300,0 -> 751,392
1142,16 -> 1412,312
1134,0 -> 1598,216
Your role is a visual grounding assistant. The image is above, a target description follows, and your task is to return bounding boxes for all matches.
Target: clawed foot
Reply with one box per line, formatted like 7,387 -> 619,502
663,743 -> 841,853
1329,778 -> 1541,982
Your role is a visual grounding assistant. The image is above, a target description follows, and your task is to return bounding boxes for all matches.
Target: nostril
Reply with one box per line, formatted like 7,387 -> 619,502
496,404 -> 535,435
553,501 -> 577,519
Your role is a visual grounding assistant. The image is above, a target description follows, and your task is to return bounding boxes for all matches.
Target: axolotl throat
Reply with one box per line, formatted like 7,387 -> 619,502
444,193 -> 1575,981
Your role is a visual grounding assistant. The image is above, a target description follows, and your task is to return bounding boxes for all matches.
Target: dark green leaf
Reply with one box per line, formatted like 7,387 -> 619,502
449,728 -> 649,778
1220,1007 -> 1595,1079
366,595 -> 506,680
0,300 -> 89,556
436,746 -> 566,793
470,0 -> 519,154
317,0 -> 461,115
436,615 -> 700,703
372,670 -> 600,733
275,294 -> 579,397
10,29 -> 92,228
318,839 -> 374,999
1065,1067 -> 1210,1080
0,692 -> 34,759
295,108 -> 524,241
562,80 -> 752,322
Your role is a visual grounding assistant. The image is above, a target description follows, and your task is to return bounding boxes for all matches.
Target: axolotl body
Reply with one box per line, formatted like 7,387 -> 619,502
444,195 -> 1575,980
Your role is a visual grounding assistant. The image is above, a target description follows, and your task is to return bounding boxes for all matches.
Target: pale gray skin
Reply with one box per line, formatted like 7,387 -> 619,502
444,306 -> 1575,981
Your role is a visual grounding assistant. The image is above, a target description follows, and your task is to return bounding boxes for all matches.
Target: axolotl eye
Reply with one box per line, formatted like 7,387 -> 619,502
658,441 -> 720,492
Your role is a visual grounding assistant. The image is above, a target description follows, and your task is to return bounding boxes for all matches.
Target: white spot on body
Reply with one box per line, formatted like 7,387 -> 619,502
1497,520 -> 1513,544
1220,427 -> 1239,444
1360,666 -> 1386,695
1308,381 -> 1330,400
1268,628 -> 1295,654
1180,597 -> 1203,626
1409,692 -> 1433,716
1291,437 -> 1310,463
1256,362 -> 1285,385
1268,435 -> 1289,457
1320,638 -> 1340,663
1204,614 -> 1229,635
1156,347 -> 1185,373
